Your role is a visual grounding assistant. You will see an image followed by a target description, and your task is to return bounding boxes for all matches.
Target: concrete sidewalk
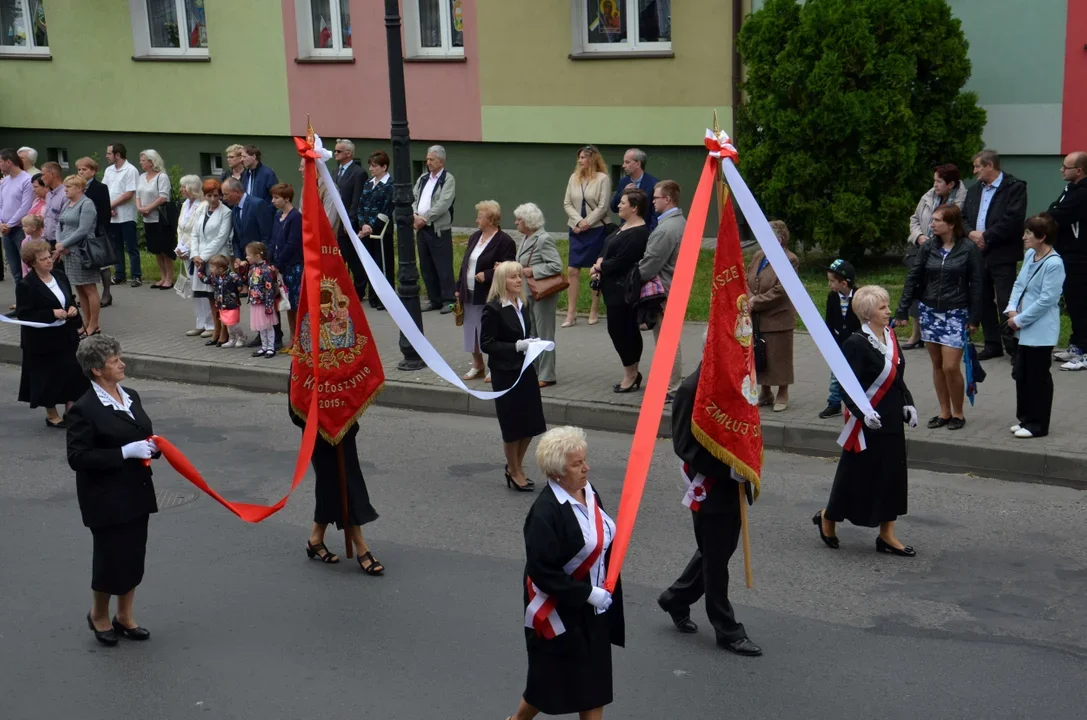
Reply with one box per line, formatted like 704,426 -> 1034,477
1,280 -> 1084,488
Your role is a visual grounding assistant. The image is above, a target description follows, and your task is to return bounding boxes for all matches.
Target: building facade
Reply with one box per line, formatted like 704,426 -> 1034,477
0,0 -> 1080,230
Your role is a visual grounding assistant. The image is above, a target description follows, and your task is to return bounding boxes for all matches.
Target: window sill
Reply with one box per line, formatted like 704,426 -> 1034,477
295,56 -> 356,64
404,55 -> 467,64
0,52 -> 52,60
131,54 -> 211,63
568,50 -> 674,60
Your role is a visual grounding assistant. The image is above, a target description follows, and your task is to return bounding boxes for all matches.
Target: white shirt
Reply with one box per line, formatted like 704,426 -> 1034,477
417,172 -> 441,216
103,161 -> 139,224
548,480 -> 616,613
136,172 -> 171,223
91,381 -> 134,418
369,172 -> 391,188
43,276 -> 64,306
500,297 -> 526,335
465,233 -> 493,291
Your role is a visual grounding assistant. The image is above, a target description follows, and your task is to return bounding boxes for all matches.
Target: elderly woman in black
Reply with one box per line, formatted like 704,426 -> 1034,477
15,239 -> 89,428
590,187 -> 651,393
66,334 -> 159,646
814,286 -> 918,557
507,425 -> 623,720
480,261 -> 546,492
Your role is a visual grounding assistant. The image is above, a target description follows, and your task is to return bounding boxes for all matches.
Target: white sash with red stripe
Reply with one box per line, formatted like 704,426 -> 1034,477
837,326 -> 899,453
680,463 -> 716,512
525,485 -> 606,639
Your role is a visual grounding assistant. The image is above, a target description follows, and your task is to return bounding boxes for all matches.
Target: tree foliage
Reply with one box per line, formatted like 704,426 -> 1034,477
735,0 -> 987,258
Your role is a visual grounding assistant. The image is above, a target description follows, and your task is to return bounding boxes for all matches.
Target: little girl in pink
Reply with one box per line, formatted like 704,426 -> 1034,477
20,214 -> 46,277
244,241 -> 281,358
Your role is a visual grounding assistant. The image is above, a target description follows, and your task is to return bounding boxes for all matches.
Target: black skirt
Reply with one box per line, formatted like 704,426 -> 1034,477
492,365 -> 546,443
825,431 -> 908,527
524,610 -> 614,714
310,423 -> 378,529
90,513 -> 149,595
18,350 -> 90,408
143,221 -> 176,258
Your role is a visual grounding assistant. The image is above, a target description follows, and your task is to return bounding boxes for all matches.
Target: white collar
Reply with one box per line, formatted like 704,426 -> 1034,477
500,297 -> 523,311
549,480 -> 594,507
839,289 -> 853,300
861,323 -> 892,356
92,381 -> 133,414
371,172 -> 391,186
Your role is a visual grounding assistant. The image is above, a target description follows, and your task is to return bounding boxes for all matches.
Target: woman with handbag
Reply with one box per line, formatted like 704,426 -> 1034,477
514,203 -> 564,388
135,150 -> 175,290
455,200 -> 516,382
173,176 -> 210,337
52,175 -> 104,338
746,220 -> 800,412
562,145 -> 612,327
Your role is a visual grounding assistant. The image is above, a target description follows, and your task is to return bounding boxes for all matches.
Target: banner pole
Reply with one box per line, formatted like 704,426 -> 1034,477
738,482 -> 753,589
336,443 -> 353,559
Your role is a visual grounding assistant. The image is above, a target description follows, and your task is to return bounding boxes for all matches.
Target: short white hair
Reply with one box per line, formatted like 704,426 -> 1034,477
179,174 -> 202,196
852,285 -> 890,321
18,146 -> 38,165
536,426 -> 588,479
336,138 -> 355,156
140,149 -> 165,173
513,203 -> 545,231
426,145 -> 446,160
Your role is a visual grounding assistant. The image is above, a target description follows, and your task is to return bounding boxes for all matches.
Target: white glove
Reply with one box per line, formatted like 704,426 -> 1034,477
864,412 -> 882,430
515,339 -> 530,352
121,440 -> 154,460
903,405 -> 919,428
148,438 -> 159,454
587,586 -> 613,611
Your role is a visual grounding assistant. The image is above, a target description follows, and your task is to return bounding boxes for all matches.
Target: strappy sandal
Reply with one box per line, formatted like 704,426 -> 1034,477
461,366 -> 483,381
357,551 -> 385,576
305,541 -> 339,564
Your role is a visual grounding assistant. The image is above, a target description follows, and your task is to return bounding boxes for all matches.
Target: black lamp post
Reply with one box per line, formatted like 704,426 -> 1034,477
384,0 -> 426,371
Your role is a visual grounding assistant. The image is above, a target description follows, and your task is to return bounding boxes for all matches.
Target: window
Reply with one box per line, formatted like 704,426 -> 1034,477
574,0 -> 671,55
404,0 -> 464,58
295,0 -> 352,59
130,0 -> 208,58
47,147 -> 68,169
201,152 -> 224,177
0,0 -> 48,56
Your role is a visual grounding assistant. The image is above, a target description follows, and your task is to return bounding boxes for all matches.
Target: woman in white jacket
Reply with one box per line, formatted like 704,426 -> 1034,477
175,175 -> 209,336
904,164 -> 967,348
189,179 -> 235,347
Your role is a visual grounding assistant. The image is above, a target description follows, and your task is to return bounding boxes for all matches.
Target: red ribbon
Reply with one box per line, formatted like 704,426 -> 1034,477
704,133 -> 739,162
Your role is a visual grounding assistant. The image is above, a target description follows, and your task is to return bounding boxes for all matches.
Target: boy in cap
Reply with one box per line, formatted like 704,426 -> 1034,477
819,258 -> 860,418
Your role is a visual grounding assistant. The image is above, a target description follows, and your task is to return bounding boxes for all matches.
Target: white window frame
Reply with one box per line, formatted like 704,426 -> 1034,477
0,0 -> 49,56
209,153 -> 224,176
55,148 -> 69,170
295,0 -> 352,59
130,0 -> 210,58
403,0 -> 465,59
571,0 -> 672,55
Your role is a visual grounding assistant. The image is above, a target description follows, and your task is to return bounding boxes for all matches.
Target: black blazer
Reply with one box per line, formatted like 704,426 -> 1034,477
962,173 -> 1028,267
840,332 -> 914,436
456,230 -> 517,304
67,386 -> 159,529
231,195 -> 274,259
522,484 -> 625,654
14,270 -> 81,354
599,225 -> 651,306
84,178 -> 111,236
334,160 -> 365,234
480,299 -> 534,372
824,291 -> 861,347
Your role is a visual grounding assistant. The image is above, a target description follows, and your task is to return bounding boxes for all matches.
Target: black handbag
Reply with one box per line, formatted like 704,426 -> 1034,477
752,313 -> 768,372
81,231 -> 117,270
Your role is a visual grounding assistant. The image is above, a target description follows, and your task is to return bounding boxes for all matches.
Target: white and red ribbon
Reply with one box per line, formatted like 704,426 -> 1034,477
704,129 -> 738,161
837,327 -> 899,453
525,488 -> 606,639
680,462 -> 717,512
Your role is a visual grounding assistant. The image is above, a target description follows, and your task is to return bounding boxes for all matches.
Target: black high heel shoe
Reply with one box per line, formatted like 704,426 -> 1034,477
111,616 -> 151,641
506,465 -> 534,488
811,511 -> 839,549
505,471 -> 534,492
86,612 -> 118,646
876,536 -> 916,557
613,372 -> 643,394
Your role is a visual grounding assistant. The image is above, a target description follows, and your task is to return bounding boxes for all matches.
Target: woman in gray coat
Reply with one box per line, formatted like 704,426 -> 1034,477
514,203 -> 563,386
53,175 -> 104,337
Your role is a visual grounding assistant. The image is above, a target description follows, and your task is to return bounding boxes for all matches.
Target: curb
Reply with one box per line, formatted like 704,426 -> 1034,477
2,342 -> 1082,490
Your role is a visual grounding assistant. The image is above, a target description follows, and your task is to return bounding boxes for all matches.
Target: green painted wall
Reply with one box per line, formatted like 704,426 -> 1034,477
0,0 -> 289,136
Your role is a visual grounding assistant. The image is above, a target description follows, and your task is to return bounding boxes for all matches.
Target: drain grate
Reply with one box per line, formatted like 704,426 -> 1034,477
156,489 -> 200,511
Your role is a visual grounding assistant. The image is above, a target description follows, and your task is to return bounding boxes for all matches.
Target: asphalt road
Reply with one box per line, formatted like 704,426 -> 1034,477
1,365 -> 1085,720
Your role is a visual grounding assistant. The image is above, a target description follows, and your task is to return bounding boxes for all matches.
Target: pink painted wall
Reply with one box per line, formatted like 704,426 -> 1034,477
281,0 -> 482,142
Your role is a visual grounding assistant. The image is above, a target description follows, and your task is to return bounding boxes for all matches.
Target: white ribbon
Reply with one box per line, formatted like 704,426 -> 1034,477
312,136 -> 554,400
715,147 -> 876,421
0,314 -> 65,328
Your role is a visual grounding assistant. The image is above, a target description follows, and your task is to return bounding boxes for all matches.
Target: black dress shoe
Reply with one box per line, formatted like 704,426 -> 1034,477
977,347 -> 1003,361
876,536 -> 916,557
111,617 -> 151,640
927,415 -> 950,429
947,416 -> 966,430
811,511 -> 839,548
205,339 -> 219,346
818,404 -> 842,419
657,597 -> 698,633
719,636 -> 762,656
87,613 -> 118,646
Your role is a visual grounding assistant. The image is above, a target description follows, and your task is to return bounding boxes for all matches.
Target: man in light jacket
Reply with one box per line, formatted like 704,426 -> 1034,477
412,145 -> 457,314
638,180 -> 686,399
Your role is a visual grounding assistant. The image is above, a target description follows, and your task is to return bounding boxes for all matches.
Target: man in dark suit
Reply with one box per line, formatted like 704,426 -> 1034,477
332,139 -> 367,300
1047,151 -> 1087,368
76,156 -> 116,306
240,144 -> 278,204
222,178 -> 279,347
609,148 -> 659,230
962,149 -> 1027,362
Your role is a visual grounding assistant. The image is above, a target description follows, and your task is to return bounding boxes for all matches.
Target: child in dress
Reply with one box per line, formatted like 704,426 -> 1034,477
20,214 -> 45,278
244,242 -> 281,358
195,254 -> 247,348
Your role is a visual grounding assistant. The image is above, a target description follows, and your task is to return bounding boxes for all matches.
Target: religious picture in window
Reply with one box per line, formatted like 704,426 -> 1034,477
586,0 -> 626,44
0,0 -> 49,50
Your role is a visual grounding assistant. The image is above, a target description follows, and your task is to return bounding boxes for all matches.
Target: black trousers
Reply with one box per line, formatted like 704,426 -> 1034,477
337,229 -> 367,300
1014,345 -> 1054,436
417,225 -> 455,306
659,494 -> 746,644
606,302 -> 642,367
1063,259 -> 1087,349
358,234 -> 395,307
980,261 -> 1018,354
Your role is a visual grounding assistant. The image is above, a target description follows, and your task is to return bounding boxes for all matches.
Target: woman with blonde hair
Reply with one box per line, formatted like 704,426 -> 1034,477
174,175 -> 211,336
53,175 -> 104,337
562,145 -> 611,327
221,144 -> 246,183
135,149 -> 175,289
814,285 -> 918,557
480,261 -> 547,492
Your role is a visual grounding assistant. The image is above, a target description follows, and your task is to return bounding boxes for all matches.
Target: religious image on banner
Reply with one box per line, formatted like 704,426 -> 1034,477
691,193 -> 763,498
290,135 -> 385,446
